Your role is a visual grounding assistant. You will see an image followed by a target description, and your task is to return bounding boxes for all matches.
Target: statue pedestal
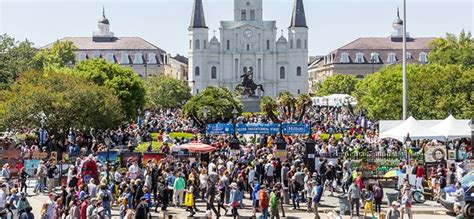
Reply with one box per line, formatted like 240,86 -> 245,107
238,96 -> 262,112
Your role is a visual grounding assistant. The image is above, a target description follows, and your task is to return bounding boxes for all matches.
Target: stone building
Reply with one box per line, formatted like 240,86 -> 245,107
187,0 -> 309,97
42,8 -> 167,78
308,9 -> 436,91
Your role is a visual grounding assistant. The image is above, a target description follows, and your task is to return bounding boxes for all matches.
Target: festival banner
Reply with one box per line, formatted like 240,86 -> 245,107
282,123 -> 309,135
236,123 -> 279,135
97,151 -> 119,164
24,159 -> 40,176
142,153 -> 165,164
119,152 -> 142,167
0,149 -> 21,159
206,124 -> 234,135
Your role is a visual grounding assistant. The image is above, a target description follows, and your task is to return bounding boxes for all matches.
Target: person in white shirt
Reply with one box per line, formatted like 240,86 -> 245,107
88,179 -> 97,198
128,161 -> 140,180
46,193 -> 56,219
264,161 -> 275,186
0,185 -> 6,210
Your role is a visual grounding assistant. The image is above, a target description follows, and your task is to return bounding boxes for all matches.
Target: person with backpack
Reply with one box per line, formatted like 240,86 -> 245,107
373,181 -> 384,213
98,184 -> 113,219
312,180 -> 324,219
19,206 -> 33,219
228,183 -> 241,219
269,187 -> 280,219
259,185 -> 270,219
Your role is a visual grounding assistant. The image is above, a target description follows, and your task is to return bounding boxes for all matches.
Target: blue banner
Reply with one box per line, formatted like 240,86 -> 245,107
236,123 -> 280,135
282,123 -> 310,135
207,124 -> 234,135
97,151 -> 119,164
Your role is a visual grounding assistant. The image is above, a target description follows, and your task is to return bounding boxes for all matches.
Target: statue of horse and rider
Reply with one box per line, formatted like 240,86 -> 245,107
235,67 -> 264,97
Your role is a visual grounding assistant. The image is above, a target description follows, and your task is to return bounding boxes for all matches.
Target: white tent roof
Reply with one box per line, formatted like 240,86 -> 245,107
430,115 -> 471,140
379,116 -> 444,142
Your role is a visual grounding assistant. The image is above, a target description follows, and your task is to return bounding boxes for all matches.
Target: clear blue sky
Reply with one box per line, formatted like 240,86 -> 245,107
1,0 -> 472,56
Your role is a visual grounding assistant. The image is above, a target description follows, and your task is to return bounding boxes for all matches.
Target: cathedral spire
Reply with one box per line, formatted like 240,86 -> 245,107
290,0 -> 307,28
189,0 -> 207,29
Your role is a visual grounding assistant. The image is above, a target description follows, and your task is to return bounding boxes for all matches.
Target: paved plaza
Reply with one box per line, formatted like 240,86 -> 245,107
25,185 -> 453,219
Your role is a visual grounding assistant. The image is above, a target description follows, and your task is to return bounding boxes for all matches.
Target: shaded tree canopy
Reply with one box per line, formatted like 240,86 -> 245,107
0,71 -> 123,133
144,75 -> 191,109
72,58 -> 145,118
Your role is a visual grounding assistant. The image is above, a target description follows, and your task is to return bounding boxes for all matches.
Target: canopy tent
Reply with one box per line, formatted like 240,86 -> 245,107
430,115 -> 471,140
175,142 -> 216,153
312,94 -> 357,107
379,116 -> 444,142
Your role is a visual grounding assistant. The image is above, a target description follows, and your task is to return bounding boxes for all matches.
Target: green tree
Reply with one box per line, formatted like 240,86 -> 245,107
0,34 -> 38,88
277,91 -> 295,119
354,64 -> 473,120
0,71 -> 123,133
144,75 -> 191,109
33,40 -> 77,70
260,96 -> 279,123
72,58 -> 145,118
429,30 -> 474,69
315,74 -> 360,96
182,86 -> 243,127
295,93 -> 312,122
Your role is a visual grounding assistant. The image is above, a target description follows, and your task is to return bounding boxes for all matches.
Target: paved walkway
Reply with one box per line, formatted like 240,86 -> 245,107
25,186 -> 453,218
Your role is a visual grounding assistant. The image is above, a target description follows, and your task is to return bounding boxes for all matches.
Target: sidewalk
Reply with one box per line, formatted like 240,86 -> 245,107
25,186 -> 450,218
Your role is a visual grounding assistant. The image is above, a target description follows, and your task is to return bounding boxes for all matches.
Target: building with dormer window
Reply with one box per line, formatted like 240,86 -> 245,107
308,8 -> 436,91
41,7 -> 168,78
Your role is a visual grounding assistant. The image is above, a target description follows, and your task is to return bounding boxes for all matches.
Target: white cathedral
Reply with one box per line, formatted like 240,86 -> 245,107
188,0 -> 309,97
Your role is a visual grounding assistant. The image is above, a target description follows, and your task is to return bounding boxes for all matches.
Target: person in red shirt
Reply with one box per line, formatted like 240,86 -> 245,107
80,195 -> 90,219
415,163 -> 425,192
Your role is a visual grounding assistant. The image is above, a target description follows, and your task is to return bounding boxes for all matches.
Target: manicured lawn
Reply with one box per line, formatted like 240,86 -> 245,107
168,132 -> 194,139
135,141 -> 163,153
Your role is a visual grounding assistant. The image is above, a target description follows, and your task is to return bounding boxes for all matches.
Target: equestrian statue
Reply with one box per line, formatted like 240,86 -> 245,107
235,67 -> 264,97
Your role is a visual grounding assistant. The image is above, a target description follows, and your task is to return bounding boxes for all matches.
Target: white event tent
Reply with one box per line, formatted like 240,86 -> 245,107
379,116 -> 445,142
430,115 -> 471,140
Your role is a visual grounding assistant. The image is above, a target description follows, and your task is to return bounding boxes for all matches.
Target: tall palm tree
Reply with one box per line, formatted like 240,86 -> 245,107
295,94 -> 312,122
260,96 -> 279,123
277,91 -> 295,120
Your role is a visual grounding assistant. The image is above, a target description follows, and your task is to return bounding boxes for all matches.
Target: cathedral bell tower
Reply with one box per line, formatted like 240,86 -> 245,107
234,0 -> 263,22
188,0 -> 209,95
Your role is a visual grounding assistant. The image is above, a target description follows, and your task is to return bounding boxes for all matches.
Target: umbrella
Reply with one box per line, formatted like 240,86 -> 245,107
384,170 -> 402,178
175,142 -> 216,153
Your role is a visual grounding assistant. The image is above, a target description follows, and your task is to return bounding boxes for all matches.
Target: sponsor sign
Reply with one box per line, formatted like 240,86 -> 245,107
207,124 -> 234,135
236,123 -> 279,135
142,153 -> 165,164
282,123 -> 309,135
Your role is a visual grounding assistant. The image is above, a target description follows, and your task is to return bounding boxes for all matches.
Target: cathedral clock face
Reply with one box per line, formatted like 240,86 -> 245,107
244,29 -> 253,38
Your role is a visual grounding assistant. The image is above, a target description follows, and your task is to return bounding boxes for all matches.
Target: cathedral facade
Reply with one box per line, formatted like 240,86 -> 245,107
188,0 -> 309,97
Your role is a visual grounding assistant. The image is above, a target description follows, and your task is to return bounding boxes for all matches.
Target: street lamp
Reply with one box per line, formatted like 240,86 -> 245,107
405,133 -> 412,165
305,122 -> 316,173
230,108 -> 240,150
38,111 -> 47,147
104,134 -> 112,185
370,52 -> 377,74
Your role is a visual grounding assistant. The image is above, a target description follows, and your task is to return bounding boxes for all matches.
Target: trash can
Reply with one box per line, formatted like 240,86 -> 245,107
338,194 -> 351,215
386,191 -> 400,206
283,187 -> 290,204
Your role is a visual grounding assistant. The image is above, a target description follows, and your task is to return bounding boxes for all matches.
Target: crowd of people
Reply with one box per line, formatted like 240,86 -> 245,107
0,107 -> 470,219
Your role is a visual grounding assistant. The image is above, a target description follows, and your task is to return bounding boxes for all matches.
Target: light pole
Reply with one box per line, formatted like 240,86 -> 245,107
230,108 -> 240,150
104,134 -> 111,185
405,133 -> 412,166
402,0 -> 407,120
39,111 -> 47,147
370,52 -> 377,74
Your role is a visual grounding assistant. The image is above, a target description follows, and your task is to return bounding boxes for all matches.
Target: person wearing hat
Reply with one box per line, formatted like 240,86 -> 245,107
135,196 -> 149,219
386,201 -> 401,219
1,164 -> 10,183
228,182 -> 241,219
86,198 -> 97,219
